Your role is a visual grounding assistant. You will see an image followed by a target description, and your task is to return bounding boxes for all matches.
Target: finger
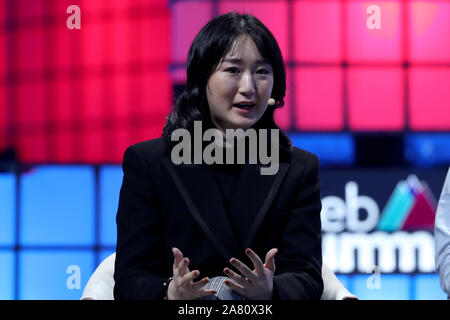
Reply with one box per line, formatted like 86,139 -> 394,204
224,267 -> 250,288
264,248 -> 278,272
181,270 -> 200,286
245,248 -> 264,275
224,279 -> 247,297
230,258 -> 255,281
191,277 -> 211,291
172,247 -> 184,276
194,289 -> 217,299
177,257 -> 190,277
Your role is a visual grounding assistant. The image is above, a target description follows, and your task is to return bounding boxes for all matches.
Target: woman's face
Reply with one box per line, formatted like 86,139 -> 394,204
206,35 -> 274,132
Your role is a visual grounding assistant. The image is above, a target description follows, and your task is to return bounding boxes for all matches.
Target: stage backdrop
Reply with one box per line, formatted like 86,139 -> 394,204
0,0 -> 449,300
0,164 -> 447,300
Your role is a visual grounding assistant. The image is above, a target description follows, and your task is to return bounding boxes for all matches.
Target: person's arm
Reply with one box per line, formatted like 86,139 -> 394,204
272,154 -> 323,300
113,145 -> 167,300
435,167 -> 450,297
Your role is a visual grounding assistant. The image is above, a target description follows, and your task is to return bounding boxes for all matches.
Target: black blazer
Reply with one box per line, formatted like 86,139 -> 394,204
113,137 -> 323,300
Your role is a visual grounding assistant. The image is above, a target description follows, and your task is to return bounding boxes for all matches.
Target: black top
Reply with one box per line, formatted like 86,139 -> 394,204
210,162 -> 243,244
210,162 -> 242,212
114,136 -> 324,300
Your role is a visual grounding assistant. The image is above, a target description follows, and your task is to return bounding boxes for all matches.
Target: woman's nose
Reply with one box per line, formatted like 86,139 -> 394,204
238,72 -> 256,96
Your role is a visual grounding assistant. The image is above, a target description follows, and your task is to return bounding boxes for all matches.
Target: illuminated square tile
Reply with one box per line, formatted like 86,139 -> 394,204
405,133 -> 450,166
0,32 -> 5,75
100,165 -> 123,247
347,1 -> 402,62
16,0 -> 45,19
101,20 -> 130,66
351,273 -> 411,300
79,130 -> 105,163
0,0 -> 5,23
15,29 -> 45,71
348,68 -> 404,130
0,173 -> 15,246
16,133 -> 47,163
294,67 -> 343,130
18,250 -> 94,300
51,131 -> 75,163
289,133 -> 354,166
274,68 -> 293,131
414,274 -> 447,300
409,68 -> 450,130
0,86 -> 6,151
20,166 -> 95,246
408,1 -> 450,62
219,1 -> 289,60
293,1 -> 342,62
0,251 -> 14,300
80,22 -> 103,66
17,82 -> 46,124
171,0 -> 213,63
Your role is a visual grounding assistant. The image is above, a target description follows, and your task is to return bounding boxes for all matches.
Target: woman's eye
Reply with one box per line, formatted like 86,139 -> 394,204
257,69 -> 269,74
226,67 -> 239,74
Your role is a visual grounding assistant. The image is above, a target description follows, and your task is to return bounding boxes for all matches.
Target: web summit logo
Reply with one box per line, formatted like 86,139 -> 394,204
321,175 -> 436,274
377,175 -> 436,232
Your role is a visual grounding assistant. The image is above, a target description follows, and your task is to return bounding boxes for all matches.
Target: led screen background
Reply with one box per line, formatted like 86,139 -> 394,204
0,0 -> 449,299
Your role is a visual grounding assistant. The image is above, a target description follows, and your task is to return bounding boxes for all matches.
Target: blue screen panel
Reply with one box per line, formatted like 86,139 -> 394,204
19,250 -> 94,300
288,133 -> 355,166
99,165 -> 123,247
405,133 -> 450,167
99,249 -> 116,265
0,251 -> 15,300
20,166 -> 95,246
335,274 -> 352,293
0,173 -> 15,246
414,274 -> 447,300
351,274 -> 411,300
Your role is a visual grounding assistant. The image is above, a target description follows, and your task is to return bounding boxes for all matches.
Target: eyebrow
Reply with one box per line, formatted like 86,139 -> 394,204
222,58 -> 271,65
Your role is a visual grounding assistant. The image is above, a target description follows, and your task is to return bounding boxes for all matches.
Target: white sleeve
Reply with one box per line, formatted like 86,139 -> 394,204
435,167 -> 450,297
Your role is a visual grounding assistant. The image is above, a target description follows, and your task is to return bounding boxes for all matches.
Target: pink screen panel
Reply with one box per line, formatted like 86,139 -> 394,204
171,1 -> 213,63
0,86 -> 6,151
408,1 -> 450,62
295,67 -> 343,131
15,29 -> 45,72
293,1 -> 342,62
409,68 -> 450,130
219,1 -> 289,61
346,1 -> 402,62
16,131 -> 47,163
348,68 -> 404,130
274,67 -> 293,131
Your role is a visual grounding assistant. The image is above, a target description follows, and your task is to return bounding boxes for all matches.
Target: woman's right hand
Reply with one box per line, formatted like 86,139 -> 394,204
167,247 -> 217,300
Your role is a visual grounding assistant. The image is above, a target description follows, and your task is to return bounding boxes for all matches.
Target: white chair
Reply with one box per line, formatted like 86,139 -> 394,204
81,253 -> 116,300
81,253 -> 357,300
320,263 -> 357,300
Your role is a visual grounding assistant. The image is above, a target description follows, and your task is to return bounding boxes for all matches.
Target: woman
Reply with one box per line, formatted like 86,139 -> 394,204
113,12 -> 323,300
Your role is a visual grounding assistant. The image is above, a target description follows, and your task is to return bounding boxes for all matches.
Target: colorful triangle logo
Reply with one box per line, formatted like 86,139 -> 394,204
377,175 -> 436,232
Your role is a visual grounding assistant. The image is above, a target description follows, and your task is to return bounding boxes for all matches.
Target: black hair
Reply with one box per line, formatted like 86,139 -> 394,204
162,11 -> 292,152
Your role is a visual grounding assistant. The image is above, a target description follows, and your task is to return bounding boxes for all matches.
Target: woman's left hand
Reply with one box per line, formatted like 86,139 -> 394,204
223,248 -> 278,300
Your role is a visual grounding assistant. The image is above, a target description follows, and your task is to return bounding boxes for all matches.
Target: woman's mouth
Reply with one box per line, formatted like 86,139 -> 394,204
232,103 -> 255,110
232,103 -> 255,115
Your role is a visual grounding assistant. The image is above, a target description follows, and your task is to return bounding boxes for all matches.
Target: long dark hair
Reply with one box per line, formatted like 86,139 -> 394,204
162,12 -> 292,152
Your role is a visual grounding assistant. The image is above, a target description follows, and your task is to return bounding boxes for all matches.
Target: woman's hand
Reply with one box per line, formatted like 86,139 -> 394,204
167,247 -> 217,300
223,248 -> 278,300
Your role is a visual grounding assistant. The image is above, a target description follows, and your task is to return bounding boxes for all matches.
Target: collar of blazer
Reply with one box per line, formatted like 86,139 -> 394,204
162,157 -> 290,262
